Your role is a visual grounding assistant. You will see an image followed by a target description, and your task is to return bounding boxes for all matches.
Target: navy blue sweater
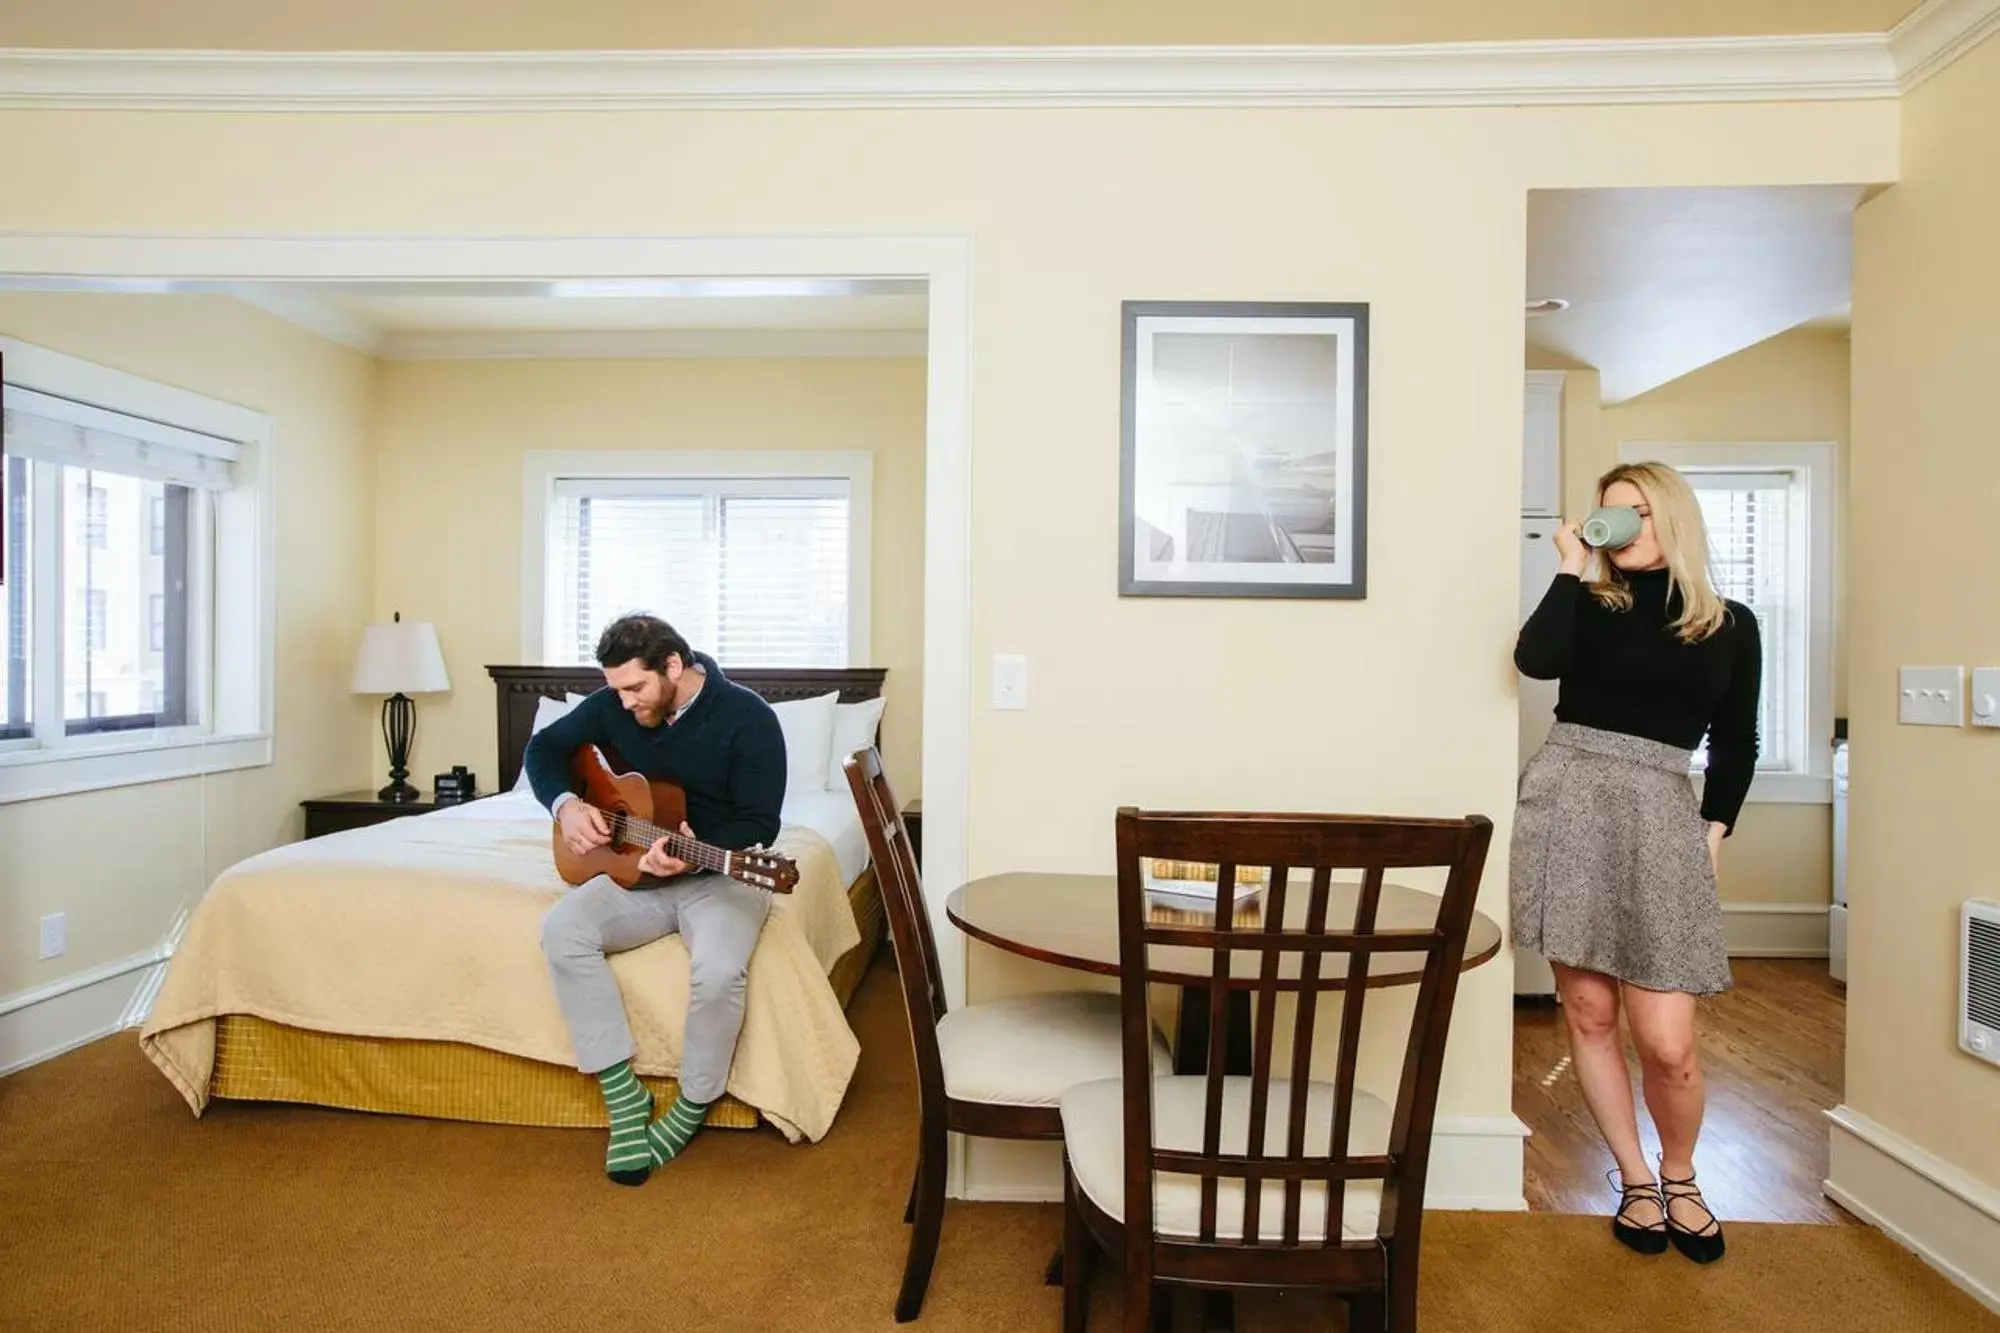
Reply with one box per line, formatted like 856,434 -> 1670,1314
523,653 -> 786,851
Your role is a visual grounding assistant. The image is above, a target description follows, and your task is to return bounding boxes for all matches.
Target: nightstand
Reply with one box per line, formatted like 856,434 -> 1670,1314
300,790 -> 487,839
902,799 -> 922,867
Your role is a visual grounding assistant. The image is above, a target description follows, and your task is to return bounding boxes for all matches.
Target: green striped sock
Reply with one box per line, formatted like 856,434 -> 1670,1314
596,1060 -> 655,1186
645,1093 -> 710,1167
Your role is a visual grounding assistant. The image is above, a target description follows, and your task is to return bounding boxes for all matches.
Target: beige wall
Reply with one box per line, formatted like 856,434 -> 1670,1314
369,357 -> 928,799
1849,33 -> 2000,1189
1528,329 -> 1850,909
0,96 -> 1900,1137
0,0 -> 1919,51
0,292 -> 376,997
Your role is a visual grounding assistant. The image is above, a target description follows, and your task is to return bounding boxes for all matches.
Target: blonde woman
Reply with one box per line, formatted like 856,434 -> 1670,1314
1512,461 -> 1760,1265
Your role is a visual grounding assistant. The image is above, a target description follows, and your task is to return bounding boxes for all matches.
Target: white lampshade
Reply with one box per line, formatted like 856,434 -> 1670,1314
350,616 -> 451,695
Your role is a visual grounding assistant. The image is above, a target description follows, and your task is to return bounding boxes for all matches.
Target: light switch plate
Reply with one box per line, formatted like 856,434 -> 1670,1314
991,654 -> 1028,711
1899,666 -> 1963,726
39,912 -> 66,960
1971,668 -> 2000,728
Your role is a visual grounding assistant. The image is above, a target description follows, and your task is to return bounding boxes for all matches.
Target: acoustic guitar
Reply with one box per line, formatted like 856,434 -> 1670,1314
552,744 -> 799,894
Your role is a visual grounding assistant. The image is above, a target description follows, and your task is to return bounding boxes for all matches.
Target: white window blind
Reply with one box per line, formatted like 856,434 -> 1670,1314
4,385 -> 241,491
546,477 -> 851,668
1689,469 -> 1809,773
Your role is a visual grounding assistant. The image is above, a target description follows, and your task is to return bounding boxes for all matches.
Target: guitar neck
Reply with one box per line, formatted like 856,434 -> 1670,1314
606,810 -> 734,875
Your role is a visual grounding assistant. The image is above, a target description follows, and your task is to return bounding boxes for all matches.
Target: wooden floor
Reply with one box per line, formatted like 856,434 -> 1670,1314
1514,958 -> 1854,1224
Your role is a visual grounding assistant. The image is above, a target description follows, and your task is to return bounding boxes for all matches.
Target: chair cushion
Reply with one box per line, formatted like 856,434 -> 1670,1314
936,992 -> 1170,1107
1061,1075 -> 1391,1243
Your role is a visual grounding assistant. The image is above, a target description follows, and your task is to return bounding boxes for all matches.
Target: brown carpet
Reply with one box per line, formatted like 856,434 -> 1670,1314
3,955 -> 1992,1333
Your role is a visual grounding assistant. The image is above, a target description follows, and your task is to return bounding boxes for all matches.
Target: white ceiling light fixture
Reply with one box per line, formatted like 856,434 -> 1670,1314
1525,298 -> 1570,316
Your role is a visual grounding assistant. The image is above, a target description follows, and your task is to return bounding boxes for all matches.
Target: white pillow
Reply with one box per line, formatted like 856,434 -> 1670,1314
769,690 -> 839,797
826,695 -> 888,791
511,692 -> 590,791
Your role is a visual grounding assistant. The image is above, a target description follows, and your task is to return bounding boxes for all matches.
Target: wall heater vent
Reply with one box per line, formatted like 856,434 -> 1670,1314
1962,900 -> 2000,1067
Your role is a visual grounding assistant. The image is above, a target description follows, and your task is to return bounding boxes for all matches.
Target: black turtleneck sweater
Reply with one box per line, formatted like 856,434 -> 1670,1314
1515,568 -> 1762,834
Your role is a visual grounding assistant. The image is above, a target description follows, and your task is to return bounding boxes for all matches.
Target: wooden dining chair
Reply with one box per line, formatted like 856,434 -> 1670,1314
1061,807 -> 1494,1333
841,748 -> 1170,1323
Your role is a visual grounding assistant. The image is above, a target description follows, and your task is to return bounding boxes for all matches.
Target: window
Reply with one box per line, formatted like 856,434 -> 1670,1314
2,335 -> 274,799
82,587 -> 108,652
59,470 -> 187,733
1690,474 -> 1799,773
1619,442 -> 1835,801
83,484 -> 108,549
1,455 -> 29,742
526,451 -> 873,670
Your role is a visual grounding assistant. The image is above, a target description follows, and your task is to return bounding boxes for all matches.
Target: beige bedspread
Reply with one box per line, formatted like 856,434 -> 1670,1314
140,796 -> 863,1143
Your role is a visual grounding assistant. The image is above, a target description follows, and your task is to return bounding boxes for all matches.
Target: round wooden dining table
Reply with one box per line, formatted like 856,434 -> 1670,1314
948,872 -> 1501,1073
944,871 -> 1503,1333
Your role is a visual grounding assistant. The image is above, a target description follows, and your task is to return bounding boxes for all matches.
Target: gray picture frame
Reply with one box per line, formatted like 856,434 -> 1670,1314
1119,300 -> 1368,599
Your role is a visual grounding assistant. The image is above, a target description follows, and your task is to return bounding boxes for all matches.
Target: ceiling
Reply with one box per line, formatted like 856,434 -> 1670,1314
0,0 -> 1925,52
1526,184 -> 1864,403
205,277 -> 929,359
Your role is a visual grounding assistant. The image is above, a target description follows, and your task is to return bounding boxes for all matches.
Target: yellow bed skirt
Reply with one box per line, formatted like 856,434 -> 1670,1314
207,865 -> 883,1132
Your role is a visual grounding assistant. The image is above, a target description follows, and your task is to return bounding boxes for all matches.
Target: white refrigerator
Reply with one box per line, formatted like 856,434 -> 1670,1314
1515,517 -> 1564,996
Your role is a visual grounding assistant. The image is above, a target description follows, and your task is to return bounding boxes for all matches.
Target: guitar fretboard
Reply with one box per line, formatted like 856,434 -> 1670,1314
604,810 -> 731,876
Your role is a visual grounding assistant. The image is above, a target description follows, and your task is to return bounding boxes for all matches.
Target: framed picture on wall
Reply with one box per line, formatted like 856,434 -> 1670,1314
1119,300 -> 1368,599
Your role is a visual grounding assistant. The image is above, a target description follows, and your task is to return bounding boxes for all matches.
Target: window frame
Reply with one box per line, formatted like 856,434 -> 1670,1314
1616,440 -> 1837,806
0,336 -> 276,803
520,450 -> 874,668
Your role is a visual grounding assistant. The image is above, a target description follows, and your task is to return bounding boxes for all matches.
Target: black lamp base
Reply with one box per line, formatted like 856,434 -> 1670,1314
378,691 -> 419,803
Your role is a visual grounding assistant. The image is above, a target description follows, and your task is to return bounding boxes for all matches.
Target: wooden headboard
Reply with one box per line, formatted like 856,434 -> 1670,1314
485,664 -> 889,793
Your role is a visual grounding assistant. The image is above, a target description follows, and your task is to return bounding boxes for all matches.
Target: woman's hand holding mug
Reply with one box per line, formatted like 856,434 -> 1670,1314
1553,519 -> 1589,578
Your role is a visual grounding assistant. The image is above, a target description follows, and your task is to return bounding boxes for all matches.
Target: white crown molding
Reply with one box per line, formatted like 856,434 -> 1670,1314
0,35 -> 1912,112
1889,0 -> 2000,89
378,327 -> 927,360
222,285 -> 384,354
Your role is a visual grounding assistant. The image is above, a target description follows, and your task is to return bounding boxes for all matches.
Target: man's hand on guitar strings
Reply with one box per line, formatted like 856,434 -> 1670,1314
635,822 -> 696,880
558,801 -> 611,857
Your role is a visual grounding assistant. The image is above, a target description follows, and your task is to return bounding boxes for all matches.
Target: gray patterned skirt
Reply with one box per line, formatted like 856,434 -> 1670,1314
1511,722 -> 1732,995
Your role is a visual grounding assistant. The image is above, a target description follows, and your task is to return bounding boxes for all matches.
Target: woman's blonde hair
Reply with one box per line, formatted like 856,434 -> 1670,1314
1589,461 -> 1730,643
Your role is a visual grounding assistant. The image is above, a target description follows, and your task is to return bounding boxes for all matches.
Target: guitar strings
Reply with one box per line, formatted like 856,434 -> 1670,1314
600,810 -> 731,872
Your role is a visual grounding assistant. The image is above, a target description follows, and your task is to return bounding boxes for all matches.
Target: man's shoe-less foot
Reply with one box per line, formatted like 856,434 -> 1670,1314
597,1060 -> 655,1186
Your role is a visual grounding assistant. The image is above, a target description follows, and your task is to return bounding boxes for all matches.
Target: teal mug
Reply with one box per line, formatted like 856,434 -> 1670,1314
1581,505 -> 1644,550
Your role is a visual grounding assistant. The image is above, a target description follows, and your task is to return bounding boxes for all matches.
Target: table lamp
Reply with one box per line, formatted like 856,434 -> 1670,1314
350,611 -> 451,802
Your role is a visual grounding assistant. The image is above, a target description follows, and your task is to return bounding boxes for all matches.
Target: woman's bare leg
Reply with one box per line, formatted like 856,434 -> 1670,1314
1552,963 -> 1660,1222
1622,983 -> 1711,1232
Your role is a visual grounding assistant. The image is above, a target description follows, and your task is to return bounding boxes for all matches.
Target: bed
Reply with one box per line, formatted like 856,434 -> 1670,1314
139,664 -> 888,1144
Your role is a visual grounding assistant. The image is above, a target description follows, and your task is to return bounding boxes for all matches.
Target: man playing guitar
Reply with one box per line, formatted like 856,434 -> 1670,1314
523,613 -> 788,1185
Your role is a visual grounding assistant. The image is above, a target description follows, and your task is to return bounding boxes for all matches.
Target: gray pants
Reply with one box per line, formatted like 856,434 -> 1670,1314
540,872 -> 772,1102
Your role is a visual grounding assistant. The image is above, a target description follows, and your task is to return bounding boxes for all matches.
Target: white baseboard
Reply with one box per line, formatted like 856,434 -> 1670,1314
960,1115 -> 1528,1212
0,949 -> 166,1076
1722,901 -> 1830,958
1423,1115 -> 1532,1211
0,907 -> 186,1078
1825,1104 -> 2000,1315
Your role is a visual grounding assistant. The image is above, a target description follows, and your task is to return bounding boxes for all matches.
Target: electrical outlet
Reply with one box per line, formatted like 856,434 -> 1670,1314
1899,666 -> 1963,727
39,912 -> 66,960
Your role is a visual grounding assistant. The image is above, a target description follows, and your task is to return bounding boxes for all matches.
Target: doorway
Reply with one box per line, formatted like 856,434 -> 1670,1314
1513,184 -> 1857,1222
